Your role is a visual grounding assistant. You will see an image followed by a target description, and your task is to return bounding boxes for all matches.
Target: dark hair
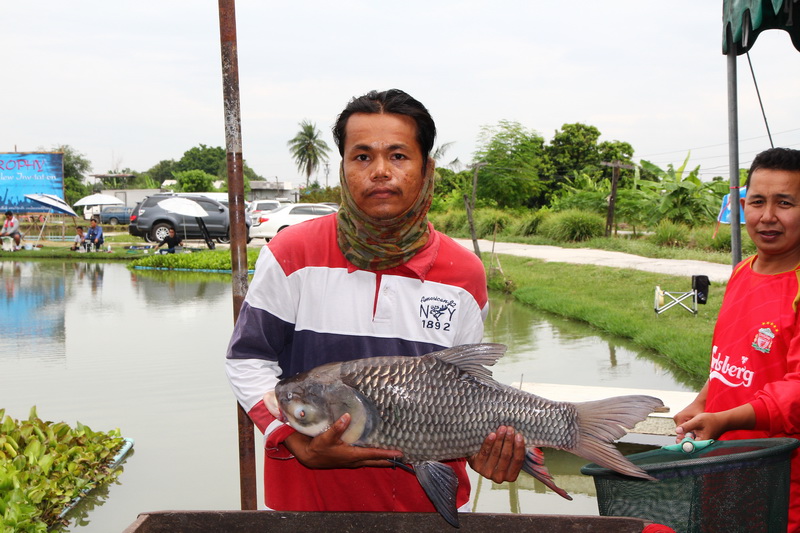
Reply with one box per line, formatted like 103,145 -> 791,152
332,89 -> 436,167
4,211 -> 12,217
76,226 -> 84,231
746,147 -> 800,187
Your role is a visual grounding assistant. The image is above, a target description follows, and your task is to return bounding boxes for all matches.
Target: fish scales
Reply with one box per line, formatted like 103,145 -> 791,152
339,354 -> 578,463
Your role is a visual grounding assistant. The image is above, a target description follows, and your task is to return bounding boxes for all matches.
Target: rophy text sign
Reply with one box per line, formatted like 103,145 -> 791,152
0,152 -> 65,212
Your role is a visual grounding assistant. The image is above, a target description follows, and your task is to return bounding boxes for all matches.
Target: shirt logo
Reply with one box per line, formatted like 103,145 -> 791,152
709,345 -> 755,388
751,325 -> 776,354
419,296 -> 456,332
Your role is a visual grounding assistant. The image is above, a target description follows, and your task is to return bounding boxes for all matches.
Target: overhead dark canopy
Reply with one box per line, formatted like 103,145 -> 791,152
724,0 -> 800,54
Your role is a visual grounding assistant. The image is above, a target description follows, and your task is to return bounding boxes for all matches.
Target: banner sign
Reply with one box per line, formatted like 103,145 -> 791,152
717,186 -> 746,224
0,152 -> 65,213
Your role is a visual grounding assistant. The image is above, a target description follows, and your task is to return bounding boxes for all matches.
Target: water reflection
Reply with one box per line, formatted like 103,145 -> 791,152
484,294 -> 698,391
129,269 -> 231,308
1,261 -> 66,362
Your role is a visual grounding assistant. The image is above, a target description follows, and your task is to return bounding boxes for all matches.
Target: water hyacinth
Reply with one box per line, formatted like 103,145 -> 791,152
0,407 -> 126,532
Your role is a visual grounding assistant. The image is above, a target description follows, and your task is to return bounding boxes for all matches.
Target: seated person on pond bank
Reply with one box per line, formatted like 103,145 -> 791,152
1,211 -> 22,250
85,219 -> 104,250
70,226 -> 86,251
153,228 -> 183,254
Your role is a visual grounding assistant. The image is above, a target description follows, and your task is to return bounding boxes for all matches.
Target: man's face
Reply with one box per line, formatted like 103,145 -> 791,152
743,168 -> 800,271
342,112 -> 427,220
169,230 -> 175,237
90,220 -> 97,227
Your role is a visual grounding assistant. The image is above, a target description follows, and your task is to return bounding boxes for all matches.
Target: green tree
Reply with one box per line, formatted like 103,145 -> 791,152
545,123 -> 635,188
174,169 -> 215,193
176,144 -> 226,176
597,140 -> 635,185
143,159 -> 179,186
301,184 -> 341,204
57,144 -> 92,206
473,120 -> 551,208
288,120 -> 331,188
547,123 -> 602,178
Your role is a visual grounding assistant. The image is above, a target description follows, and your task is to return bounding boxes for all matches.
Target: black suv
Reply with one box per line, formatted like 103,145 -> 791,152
128,193 -> 251,243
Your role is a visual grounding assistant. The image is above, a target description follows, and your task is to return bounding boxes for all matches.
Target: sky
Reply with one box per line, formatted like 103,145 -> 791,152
3,1 -> 799,189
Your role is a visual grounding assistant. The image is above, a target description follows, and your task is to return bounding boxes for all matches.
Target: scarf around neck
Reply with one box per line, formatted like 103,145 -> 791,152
336,162 -> 435,271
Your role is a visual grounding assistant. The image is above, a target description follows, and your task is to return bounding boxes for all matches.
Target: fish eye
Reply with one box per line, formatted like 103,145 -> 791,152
294,407 -> 306,419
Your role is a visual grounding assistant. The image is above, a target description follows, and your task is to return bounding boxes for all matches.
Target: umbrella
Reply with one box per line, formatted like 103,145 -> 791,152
24,194 -> 78,217
157,197 -> 215,249
157,197 -> 209,218
73,193 -> 124,207
23,194 -> 78,242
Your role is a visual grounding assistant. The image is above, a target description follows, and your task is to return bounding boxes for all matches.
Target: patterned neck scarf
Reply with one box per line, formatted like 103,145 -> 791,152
337,161 -> 434,271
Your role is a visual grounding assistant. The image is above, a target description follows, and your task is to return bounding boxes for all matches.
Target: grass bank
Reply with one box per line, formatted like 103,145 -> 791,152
486,254 -> 718,390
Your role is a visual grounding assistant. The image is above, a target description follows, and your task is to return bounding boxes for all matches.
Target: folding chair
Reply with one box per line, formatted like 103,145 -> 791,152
654,275 -> 709,316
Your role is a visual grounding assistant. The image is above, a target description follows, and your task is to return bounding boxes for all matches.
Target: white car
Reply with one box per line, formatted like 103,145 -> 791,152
249,203 -> 337,240
247,199 -> 282,224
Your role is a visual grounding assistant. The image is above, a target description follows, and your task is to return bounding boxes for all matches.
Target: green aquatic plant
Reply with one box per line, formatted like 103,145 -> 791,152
128,248 -> 261,272
0,407 -> 126,532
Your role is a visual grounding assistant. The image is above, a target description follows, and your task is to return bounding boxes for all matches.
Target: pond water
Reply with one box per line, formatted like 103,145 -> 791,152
0,260 -> 697,531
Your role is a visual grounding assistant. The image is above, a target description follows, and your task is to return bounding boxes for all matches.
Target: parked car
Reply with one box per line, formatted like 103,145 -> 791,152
128,193 -> 251,243
247,199 -> 282,224
249,203 -> 337,240
99,206 -> 134,225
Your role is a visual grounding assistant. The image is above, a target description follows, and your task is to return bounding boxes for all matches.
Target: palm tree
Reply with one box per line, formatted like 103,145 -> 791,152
288,120 -> 331,188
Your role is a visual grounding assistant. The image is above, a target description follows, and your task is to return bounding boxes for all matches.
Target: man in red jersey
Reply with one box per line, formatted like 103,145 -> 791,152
675,147 -> 800,531
226,90 -> 525,515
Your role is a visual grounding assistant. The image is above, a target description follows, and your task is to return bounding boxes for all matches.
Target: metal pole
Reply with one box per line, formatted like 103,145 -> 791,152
727,44 -> 742,267
218,0 -> 257,510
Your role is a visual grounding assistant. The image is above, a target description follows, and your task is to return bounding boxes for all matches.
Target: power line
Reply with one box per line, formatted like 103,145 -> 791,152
637,127 -> 800,159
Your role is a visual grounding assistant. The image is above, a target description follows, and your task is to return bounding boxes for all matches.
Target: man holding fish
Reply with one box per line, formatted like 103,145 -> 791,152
226,89 -> 528,514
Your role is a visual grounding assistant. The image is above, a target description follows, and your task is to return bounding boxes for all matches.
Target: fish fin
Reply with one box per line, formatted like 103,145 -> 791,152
414,461 -> 460,528
522,447 -> 572,500
385,458 -> 416,475
429,343 -> 507,381
573,395 -> 664,480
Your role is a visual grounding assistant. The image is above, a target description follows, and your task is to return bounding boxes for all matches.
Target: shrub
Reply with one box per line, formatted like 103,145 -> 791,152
650,220 -> 690,247
692,225 -> 731,252
429,210 -> 468,235
512,210 -> 547,236
538,210 -> 604,242
474,208 -> 513,238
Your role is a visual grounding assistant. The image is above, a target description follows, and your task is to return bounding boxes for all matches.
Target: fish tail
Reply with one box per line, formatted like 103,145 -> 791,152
572,395 -> 663,480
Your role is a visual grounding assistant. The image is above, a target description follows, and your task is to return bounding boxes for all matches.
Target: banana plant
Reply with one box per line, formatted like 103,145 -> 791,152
638,153 -> 721,227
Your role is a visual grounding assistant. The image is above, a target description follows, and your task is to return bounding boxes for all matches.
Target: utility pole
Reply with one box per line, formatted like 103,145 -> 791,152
601,160 -> 634,237
218,0 -> 257,510
325,162 -> 330,188
464,162 -> 486,258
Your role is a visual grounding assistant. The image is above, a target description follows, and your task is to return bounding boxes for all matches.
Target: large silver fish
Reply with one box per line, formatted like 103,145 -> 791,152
273,343 -> 663,527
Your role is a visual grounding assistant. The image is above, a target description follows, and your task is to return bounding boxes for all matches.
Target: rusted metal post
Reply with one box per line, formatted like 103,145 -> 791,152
217,0 -> 257,511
